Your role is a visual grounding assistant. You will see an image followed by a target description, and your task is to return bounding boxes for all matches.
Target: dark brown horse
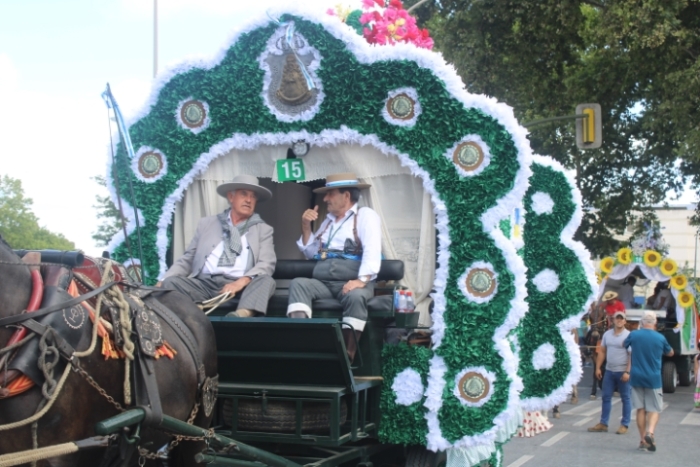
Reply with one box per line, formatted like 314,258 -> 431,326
0,236 -> 218,466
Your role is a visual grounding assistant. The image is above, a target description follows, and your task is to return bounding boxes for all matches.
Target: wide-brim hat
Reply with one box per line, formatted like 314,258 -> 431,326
216,174 -> 272,201
602,291 -> 618,301
313,172 -> 371,193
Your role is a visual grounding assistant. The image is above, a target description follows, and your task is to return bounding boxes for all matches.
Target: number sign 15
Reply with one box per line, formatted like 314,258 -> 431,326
276,159 -> 306,182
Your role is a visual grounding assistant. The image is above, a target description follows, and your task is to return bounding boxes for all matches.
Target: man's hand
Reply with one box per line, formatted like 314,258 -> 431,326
220,277 -> 252,296
595,368 -> 602,380
621,372 -> 630,383
301,205 -> 319,244
301,206 -> 319,231
342,279 -> 366,295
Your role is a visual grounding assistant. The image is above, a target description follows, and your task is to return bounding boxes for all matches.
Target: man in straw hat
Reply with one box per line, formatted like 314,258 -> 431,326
287,173 -> 382,362
160,174 -> 276,317
624,311 -> 673,451
602,290 -> 625,327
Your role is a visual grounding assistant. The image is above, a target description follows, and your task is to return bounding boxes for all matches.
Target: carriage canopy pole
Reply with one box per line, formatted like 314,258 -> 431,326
95,409 -> 303,467
101,84 -> 146,282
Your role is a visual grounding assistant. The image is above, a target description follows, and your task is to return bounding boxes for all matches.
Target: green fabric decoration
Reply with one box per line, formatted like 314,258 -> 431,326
379,344 -> 433,445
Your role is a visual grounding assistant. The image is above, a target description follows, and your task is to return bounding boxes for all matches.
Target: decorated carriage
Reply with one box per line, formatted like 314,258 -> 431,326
0,3 -> 598,467
597,245 -> 700,393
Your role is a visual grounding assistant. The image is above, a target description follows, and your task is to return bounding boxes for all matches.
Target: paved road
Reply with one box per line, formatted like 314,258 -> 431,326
502,368 -> 699,467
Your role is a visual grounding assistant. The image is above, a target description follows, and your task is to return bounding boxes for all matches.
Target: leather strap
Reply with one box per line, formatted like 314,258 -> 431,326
0,281 -> 118,328
138,292 -> 205,387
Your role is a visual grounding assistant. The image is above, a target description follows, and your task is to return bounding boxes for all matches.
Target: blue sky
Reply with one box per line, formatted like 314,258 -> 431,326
0,0 -> 338,254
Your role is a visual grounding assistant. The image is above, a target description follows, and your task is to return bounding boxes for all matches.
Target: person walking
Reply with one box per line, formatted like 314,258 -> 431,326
587,310 -> 632,434
624,311 -> 674,452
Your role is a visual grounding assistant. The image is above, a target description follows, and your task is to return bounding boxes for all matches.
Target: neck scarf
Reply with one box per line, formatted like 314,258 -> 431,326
217,209 -> 264,267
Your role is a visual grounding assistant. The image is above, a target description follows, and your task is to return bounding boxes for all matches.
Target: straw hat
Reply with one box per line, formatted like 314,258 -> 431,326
602,291 -> 618,301
312,173 -> 371,193
216,174 -> 272,201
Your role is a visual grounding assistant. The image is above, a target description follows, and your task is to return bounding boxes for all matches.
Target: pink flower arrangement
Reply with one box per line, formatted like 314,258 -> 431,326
329,0 -> 433,49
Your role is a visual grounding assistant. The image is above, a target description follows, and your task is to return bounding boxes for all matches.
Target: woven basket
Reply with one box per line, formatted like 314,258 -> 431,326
222,398 -> 348,433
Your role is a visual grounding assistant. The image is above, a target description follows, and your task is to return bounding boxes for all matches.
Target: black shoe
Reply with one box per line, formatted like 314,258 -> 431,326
644,433 -> 655,452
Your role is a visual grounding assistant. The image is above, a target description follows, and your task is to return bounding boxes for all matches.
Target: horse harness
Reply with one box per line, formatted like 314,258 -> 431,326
0,259 -> 217,428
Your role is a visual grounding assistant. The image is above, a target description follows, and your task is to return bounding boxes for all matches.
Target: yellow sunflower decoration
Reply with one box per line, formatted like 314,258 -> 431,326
617,247 -> 632,265
643,250 -> 662,268
600,257 -> 615,274
659,258 -> 678,276
671,274 -> 688,290
678,291 -> 695,308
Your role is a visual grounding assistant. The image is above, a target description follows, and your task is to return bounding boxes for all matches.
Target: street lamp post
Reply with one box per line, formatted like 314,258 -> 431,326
153,0 -> 158,78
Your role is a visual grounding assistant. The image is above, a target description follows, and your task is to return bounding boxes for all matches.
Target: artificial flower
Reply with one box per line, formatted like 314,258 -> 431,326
600,257 -> 615,275
358,0 -> 433,49
678,291 -> 695,308
671,274 -> 688,290
617,247 -> 632,265
643,250 -> 662,268
659,258 -> 678,277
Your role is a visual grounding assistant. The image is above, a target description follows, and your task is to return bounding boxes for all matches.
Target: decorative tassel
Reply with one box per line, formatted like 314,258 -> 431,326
154,340 -> 177,360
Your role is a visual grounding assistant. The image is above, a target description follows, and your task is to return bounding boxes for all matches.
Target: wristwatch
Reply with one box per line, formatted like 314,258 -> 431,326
359,275 -> 370,284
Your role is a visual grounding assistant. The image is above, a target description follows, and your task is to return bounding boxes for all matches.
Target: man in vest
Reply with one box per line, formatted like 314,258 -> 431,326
160,174 -> 276,317
287,173 -> 382,362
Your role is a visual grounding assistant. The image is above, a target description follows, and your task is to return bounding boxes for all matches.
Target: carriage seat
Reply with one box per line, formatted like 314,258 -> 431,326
209,259 -> 404,317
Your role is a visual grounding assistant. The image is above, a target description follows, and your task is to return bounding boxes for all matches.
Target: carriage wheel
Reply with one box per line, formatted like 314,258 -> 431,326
662,360 -> 676,393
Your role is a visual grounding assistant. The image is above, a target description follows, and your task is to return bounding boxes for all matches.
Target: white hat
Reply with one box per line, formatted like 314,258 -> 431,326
216,175 -> 272,201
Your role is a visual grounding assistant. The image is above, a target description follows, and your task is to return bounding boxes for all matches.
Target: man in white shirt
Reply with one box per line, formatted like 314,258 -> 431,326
160,175 -> 276,317
287,173 -> 382,362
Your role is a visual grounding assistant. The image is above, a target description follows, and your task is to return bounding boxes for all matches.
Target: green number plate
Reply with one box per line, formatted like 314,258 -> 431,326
276,159 -> 306,182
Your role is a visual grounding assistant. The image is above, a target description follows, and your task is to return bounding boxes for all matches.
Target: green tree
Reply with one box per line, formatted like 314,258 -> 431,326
91,175 -> 123,247
424,0 -> 700,256
0,175 -> 75,250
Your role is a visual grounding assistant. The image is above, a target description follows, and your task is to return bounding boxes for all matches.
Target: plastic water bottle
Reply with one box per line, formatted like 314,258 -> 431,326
397,290 -> 407,313
405,291 -> 415,313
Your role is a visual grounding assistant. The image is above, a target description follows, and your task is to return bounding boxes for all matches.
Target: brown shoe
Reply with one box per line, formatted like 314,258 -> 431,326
616,426 -> 628,435
587,423 -> 608,432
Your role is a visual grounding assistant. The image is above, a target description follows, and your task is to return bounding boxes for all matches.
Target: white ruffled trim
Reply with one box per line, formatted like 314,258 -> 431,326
175,97 -> 211,134
532,343 -> 556,370
531,191 -> 554,215
392,368 -> 425,406
131,146 -> 168,183
457,261 -> 499,304
443,135 -> 492,178
452,367 -> 497,408
520,155 -> 597,411
445,407 -> 521,465
532,269 -> 560,293
381,87 -> 422,127
122,258 -> 141,268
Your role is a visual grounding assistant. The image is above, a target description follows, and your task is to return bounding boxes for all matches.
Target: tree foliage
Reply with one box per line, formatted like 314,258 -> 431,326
422,0 -> 700,255
92,175 -> 123,247
0,174 -> 75,250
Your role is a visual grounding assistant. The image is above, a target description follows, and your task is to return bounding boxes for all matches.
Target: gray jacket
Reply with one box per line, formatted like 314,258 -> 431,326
164,214 -> 276,279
